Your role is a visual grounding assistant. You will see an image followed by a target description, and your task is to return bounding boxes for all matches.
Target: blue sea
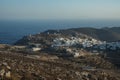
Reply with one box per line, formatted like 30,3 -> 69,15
0,20 -> 120,44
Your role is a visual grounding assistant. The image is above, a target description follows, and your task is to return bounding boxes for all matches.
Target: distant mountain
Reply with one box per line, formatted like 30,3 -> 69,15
44,27 -> 120,42
15,27 -> 120,45
103,27 -> 120,34
67,27 -> 120,41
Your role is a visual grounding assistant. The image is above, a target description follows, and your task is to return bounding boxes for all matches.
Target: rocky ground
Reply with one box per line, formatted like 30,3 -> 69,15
0,45 -> 120,80
1,27 -> 120,80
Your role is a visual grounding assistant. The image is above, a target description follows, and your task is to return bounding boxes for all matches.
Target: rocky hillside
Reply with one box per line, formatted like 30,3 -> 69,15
1,26 -> 120,80
15,27 -> 120,45
15,30 -> 90,45
44,27 -> 120,42
0,45 -> 120,80
67,27 -> 120,41
14,27 -> 120,67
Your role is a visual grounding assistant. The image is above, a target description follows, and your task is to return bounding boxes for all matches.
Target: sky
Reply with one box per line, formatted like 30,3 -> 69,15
0,0 -> 120,20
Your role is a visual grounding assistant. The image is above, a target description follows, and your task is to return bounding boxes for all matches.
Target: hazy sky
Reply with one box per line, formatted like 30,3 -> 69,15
0,0 -> 120,20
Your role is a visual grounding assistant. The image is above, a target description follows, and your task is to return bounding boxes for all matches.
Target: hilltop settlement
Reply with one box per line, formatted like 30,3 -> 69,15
0,27 -> 120,80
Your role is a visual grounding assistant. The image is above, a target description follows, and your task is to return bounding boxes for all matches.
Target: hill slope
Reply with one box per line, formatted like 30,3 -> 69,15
44,27 -> 120,41
15,27 -> 120,45
62,27 -> 120,41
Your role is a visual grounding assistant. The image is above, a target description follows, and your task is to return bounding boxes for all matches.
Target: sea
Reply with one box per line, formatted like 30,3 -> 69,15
0,20 -> 120,44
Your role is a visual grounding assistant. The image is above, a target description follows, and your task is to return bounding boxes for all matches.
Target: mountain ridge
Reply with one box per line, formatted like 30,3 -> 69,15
43,27 -> 120,42
15,27 -> 120,45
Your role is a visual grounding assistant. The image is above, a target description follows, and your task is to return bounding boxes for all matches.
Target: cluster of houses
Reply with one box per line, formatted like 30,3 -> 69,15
16,35 -> 120,57
51,37 -> 102,48
51,37 -> 120,54
51,37 -> 102,47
